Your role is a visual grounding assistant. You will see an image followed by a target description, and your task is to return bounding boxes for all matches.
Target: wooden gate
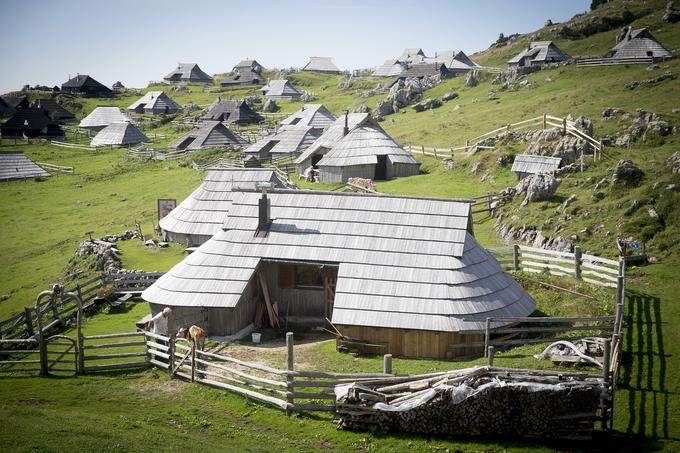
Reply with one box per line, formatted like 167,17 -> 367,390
43,335 -> 78,374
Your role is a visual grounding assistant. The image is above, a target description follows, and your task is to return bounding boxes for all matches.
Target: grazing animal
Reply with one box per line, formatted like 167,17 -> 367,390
177,325 -> 206,351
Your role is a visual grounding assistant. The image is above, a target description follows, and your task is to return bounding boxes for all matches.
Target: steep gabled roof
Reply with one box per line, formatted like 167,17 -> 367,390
0,152 -> 51,181
398,62 -> 451,79
279,104 -> 336,129
221,68 -> 265,85
201,99 -> 264,124
262,79 -> 301,97
128,91 -> 181,112
233,59 -> 263,72
295,113 -> 371,165
399,48 -> 426,62
511,154 -> 562,175
1,95 -> 29,109
168,121 -> 246,150
244,126 -> 321,156
317,123 -> 420,168
78,107 -> 130,130
29,99 -> 75,121
143,189 -> 536,333
90,122 -> 148,146
61,74 -> 111,92
374,59 -> 405,77
163,63 -> 214,82
1,108 -> 60,132
159,168 -> 283,238
608,28 -> 673,59
508,41 -> 570,64
428,50 -> 479,70
302,56 -> 341,73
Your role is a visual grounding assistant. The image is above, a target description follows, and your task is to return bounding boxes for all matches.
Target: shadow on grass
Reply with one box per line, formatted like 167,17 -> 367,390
619,289 -> 671,444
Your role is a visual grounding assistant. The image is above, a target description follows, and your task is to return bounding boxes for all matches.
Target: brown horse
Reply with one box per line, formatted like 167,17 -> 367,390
177,325 -> 206,351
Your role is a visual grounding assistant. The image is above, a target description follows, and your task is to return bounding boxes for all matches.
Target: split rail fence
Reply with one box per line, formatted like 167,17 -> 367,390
575,57 -> 654,67
408,113 -> 604,161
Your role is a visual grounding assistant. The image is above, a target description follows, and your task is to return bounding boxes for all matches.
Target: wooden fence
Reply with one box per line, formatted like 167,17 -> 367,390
79,331 -> 149,373
37,162 -> 75,175
192,157 -> 244,171
409,113 -> 604,161
0,272 -> 162,341
575,57 -> 654,67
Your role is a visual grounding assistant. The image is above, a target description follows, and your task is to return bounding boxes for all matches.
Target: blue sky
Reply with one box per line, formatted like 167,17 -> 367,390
0,0 -> 590,92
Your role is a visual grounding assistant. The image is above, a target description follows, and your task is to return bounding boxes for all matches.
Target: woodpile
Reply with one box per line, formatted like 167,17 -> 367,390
335,366 -> 606,440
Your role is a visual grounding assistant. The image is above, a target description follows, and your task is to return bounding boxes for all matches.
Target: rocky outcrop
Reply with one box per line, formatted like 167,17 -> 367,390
347,177 -> 376,193
73,230 -> 140,274
441,91 -> 458,101
353,104 -> 371,113
375,76 -> 440,118
337,78 -> 353,90
515,173 -> 560,207
612,160 -> 644,186
667,151 -> 680,175
301,91 -> 317,102
262,99 -> 278,112
612,108 -> 673,146
412,98 -> 442,112
465,71 -> 478,87
496,222 -> 575,252
663,1 -> 680,22
625,71 -> 675,90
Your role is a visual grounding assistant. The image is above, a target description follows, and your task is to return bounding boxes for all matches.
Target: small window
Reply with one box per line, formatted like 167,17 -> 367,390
289,118 -> 301,125
295,265 -> 323,288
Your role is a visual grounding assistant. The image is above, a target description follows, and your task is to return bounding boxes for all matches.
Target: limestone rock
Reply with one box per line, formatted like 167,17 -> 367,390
465,71 -> 478,87
515,173 -> 560,207
262,99 -> 278,113
612,160 -> 644,186
412,98 -> 442,112
667,151 -> 680,175
441,91 -> 459,101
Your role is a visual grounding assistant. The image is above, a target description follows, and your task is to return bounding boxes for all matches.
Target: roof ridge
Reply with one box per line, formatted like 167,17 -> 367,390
233,188 -> 474,203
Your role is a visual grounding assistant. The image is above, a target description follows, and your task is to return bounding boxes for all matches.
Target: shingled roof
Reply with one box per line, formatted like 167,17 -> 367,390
61,75 -> 112,96
399,48 -> 426,63
221,68 -> 265,86
1,108 -> 63,137
159,168 -> 283,241
607,28 -> 673,59
0,152 -> 51,181
511,154 -> 562,176
508,41 -> 570,66
143,189 -> 536,333
295,113 -> 371,168
427,50 -> 479,71
280,104 -> 336,130
243,126 -> 321,158
90,122 -> 148,147
302,57 -> 341,73
128,91 -> 181,114
374,59 -> 405,77
29,99 -> 75,121
261,79 -> 302,98
78,107 -> 130,131
201,99 -> 264,125
163,63 -> 214,83
168,121 -> 246,151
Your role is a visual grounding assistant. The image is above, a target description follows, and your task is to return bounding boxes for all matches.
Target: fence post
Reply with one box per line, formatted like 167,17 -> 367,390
574,246 -> 582,280
421,145 -> 425,156
484,318 -> 490,357
168,334 -> 175,376
513,244 -> 520,271
24,307 -> 34,337
49,293 -> 60,322
433,148 -> 438,158
487,346 -> 495,367
39,332 -> 48,376
602,340 -> 611,385
190,342 -> 196,383
542,113 -> 547,130
76,308 -> 84,374
286,332 -> 294,416
383,354 -> 392,374
562,117 -> 567,136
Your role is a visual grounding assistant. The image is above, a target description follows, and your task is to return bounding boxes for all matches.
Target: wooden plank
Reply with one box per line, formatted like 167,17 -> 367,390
146,350 -> 171,360
83,341 -> 146,350
145,341 -> 169,351
191,361 -> 287,396
581,270 -> 618,282
291,370 -> 391,379
492,325 -> 613,335
197,349 -> 286,376
149,358 -> 169,369
0,349 -> 39,355
521,260 -> 576,275
192,376 -> 291,411
293,403 -> 335,411
486,316 -> 614,323
582,277 -> 617,288
519,252 -> 574,265
84,351 -> 147,360
83,331 -> 143,340
581,260 -> 619,275
143,331 -> 170,341
290,380 -> 338,388
292,392 -> 335,400
518,245 -> 574,258
194,354 -> 286,387
84,361 -> 150,372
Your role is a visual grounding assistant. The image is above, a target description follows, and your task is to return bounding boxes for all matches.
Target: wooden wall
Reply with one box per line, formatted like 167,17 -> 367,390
261,262 -> 326,325
336,324 -> 484,359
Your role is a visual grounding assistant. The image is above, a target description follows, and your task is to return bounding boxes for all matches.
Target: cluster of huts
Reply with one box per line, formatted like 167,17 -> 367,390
374,48 -> 480,78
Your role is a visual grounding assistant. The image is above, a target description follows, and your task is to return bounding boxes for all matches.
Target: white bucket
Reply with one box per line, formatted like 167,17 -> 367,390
251,332 -> 261,344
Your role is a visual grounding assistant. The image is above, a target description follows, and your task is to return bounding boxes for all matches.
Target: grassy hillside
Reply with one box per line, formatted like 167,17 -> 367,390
1,0 -> 679,450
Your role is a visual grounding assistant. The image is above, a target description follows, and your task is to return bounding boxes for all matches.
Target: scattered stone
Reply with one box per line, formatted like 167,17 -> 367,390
184,102 -> 200,112
301,91 -> 317,102
562,194 -> 577,209
453,104 -> 462,110
625,71 -> 675,90
470,161 -> 481,174
441,91 -> 459,102
145,239 -> 156,246
353,104 -> 370,114
262,99 -> 278,112
648,256 -> 659,263
442,158 -> 454,170
496,154 -> 514,167
347,177 -> 376,193
612,160 -> 644,186
0,294 -> 10,302
663,0 -> 680,22
594,178 -> 609,190
544,76 -> 553,82
668,152 -> 680,175
337,78 -> 353,90
412,98 -> 442,112
579,227 -> 591,235
158,242 -> 170,248
602,107 -> 624,119
614,133 -> 632,148
592,191 -> 605,201
465,71 -> 478,87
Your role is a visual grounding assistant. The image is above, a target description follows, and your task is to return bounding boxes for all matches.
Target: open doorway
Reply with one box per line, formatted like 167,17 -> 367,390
375,155 -> 388,180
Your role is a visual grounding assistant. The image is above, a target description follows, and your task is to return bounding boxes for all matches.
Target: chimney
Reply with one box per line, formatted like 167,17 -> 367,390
343,110 -> 349,136
258,192 -> 271,231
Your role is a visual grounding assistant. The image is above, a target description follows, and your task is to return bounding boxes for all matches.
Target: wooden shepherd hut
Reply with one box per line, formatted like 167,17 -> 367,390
29,99 -> 75,121
128,91 -> 181,115
0,108 -> 64,138
243,126 -> 321,161
280,104 -> 336,131
90,122 -> 149,147
511,154 -> 562,180
61,74 -> 113,97
201,98 -> 264,125
142,189 -> 536,358
605,27 -> 673,60
508,41 -> 570,67
159,168 -> 283,246
261,80 -> 302,100
168,121 -> 246,151
294,112 -> 371,173
316,123 -> 420,183
374,59 -> 406,77
78,107 -> 131,131
0,151 -> 51,181
427,50 -> 479,74
302,57 -> 342,73
163,63 -> 214,83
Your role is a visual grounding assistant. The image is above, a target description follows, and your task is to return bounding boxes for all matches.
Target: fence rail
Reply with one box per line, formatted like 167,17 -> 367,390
575,57 -> 654,67
37,162 -> 75,174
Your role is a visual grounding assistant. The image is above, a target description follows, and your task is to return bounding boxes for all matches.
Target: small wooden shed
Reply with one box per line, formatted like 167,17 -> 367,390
61,74 -> 113,97
163,63 -> 214,83
261,80 -> 301,100
508,41 -> 570,67
0,108 -> 64,138
159,168 -> 283,246
128,91 -> 181,115
90,122 -> 148,147
316,123 -> 420,183
168,121 -> 246,151
201,98 -> 263,125
143,189 -> 536,358
511,154 -> 562,180
605,27 -> 673,60
302,57 -> 341,73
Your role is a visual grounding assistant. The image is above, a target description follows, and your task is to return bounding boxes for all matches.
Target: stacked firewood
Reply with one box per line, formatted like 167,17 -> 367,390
335,366 -> 606,440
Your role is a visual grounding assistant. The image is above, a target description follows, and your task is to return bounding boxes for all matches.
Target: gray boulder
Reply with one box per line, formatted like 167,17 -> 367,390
300,91 -> 316,102
442,91 -> 459,101
262,99 -> 278,112
465,71 -> 478,87
572,115 -> 593,136
664,1 -> 680,22
516,173 -> 561,207
353,104 -> 370,113
612,160 -> 644,186
667,151 -> 680,175
412,98 -> 442,112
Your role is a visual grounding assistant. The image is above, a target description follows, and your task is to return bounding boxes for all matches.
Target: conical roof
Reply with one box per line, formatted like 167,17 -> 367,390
90,122 -> 148,146
169,121 -> 246,150
79,107 -> 130,130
